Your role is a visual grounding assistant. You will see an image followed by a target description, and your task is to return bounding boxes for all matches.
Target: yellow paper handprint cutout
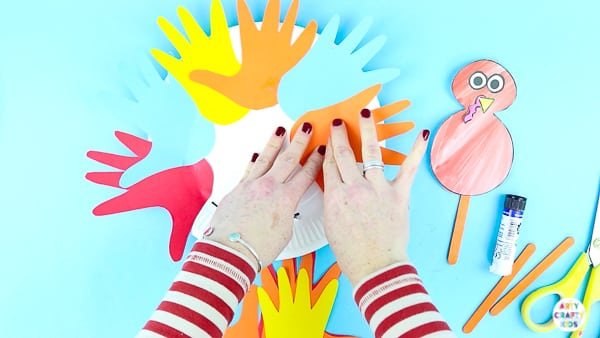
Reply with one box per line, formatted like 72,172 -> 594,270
220,253 -> 357,338
276,253 -> 343,308
254,253 -> 356,338
258,268 -> 338,338
151,1 -> 249,124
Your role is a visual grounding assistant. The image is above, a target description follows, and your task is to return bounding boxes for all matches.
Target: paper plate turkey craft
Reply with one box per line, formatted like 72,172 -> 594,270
86,0 -> 415,264
430,59 -> 517,265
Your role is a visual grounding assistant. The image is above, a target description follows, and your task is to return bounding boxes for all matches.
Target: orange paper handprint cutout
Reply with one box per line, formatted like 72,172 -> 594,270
290,85 -> 414,188
224,285 -> 263,338
190,0 -> 317,109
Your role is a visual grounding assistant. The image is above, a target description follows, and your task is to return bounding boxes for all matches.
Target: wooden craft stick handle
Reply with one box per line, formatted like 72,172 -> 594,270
462,243 -> 536,334
448,195 -> 470,265
489,237 -> 575,316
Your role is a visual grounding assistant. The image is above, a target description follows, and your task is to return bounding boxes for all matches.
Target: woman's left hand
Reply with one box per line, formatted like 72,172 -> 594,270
206,124 -> 325,269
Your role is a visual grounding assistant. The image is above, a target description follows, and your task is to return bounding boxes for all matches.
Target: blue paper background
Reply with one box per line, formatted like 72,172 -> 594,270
1,0 -> 599,337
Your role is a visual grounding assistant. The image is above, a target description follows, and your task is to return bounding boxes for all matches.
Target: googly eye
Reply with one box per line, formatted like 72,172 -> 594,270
487,74 -> 505,93
469,72 -> 487,90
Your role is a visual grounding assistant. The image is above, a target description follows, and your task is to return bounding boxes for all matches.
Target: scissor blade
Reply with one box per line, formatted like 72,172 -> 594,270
587,190 -> 600,267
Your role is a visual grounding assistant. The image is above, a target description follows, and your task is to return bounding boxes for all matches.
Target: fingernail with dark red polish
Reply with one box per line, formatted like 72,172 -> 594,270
317,145 -> 326,155
360,108 -> 371,118
251,152 -> 259,162
275,126 -> 286,136
301,122 -> 312,134
332,118 -> 342,126
422,129 -> 430,141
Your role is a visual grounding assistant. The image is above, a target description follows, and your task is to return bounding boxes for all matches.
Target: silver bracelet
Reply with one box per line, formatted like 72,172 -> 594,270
228,232 -> 263,272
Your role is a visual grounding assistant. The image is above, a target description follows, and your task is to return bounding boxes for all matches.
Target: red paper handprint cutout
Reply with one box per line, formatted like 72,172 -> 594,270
86,131 -> 214,261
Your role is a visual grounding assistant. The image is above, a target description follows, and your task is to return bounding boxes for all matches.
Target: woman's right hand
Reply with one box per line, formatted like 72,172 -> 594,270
322,109 -> 429,285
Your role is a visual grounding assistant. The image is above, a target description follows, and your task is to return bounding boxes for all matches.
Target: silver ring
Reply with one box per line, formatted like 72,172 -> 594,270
362,160 -> 385,175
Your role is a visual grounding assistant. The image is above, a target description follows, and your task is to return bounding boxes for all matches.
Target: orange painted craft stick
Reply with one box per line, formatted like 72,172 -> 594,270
489,237 -> 575,316
462,243 -> 536,334
448,194 -> 471,265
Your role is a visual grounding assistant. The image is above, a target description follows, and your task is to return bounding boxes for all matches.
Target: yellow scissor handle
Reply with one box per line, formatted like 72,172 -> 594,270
521,252 -> 590,332
570,264 -> 600,338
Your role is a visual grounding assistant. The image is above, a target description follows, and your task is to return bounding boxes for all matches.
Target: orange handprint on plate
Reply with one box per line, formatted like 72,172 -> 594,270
290,85 -> 414,188
190,0 -> 317,109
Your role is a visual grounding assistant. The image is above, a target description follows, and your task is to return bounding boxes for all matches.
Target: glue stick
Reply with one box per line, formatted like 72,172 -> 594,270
490,195 -> 527,276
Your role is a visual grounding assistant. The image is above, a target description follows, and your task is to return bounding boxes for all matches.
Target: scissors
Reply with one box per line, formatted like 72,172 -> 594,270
521,190 -> 600,337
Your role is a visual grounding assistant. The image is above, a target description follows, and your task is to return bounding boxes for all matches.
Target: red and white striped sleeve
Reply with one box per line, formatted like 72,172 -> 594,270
353,263 -> 455,338
137,240 -> 257,338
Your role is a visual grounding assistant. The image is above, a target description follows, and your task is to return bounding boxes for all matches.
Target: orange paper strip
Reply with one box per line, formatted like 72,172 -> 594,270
462,243 -> 536,334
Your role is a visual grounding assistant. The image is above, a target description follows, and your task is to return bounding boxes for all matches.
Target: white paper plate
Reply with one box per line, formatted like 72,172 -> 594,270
192,181 -> 327,261
189,98 -> 330,260
190,23 -> 382,260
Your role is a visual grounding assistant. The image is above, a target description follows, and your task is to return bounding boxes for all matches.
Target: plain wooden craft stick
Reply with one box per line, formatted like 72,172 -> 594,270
462,243 -> 536,334
489,237 -> 575,316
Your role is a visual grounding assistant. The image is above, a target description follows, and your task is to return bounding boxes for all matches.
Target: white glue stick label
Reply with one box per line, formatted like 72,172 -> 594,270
490,209 -> 523,276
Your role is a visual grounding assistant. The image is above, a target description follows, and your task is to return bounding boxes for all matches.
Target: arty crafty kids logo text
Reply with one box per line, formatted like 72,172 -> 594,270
552,298 -> 586,332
